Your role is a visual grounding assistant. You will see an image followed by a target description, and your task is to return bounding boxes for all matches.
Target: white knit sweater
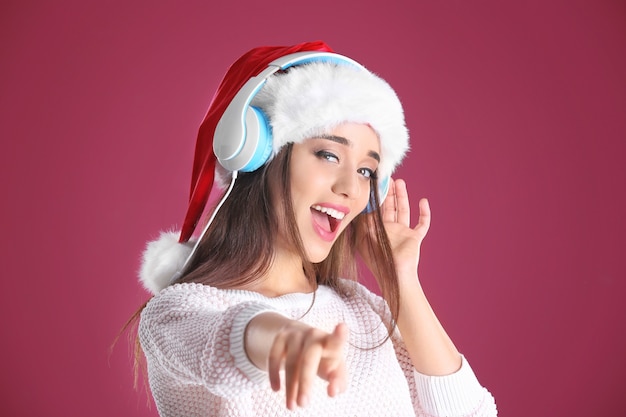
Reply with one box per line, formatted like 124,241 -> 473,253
139,279 -> 497,417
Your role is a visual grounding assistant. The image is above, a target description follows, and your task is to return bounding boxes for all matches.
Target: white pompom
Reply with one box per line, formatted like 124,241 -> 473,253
139,230 -> 196,295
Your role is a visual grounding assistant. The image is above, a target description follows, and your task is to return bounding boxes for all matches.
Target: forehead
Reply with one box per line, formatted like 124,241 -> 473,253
319,123 -> 381,155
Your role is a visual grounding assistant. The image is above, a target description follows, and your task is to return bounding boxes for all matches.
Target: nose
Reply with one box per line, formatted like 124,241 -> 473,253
331,168 -> 361,200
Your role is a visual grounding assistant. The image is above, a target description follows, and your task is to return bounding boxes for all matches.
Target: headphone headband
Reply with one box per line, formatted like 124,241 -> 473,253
213,52 -> 362,170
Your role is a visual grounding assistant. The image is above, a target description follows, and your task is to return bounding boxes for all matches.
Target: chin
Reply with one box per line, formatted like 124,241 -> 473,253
306,248 -> 333,264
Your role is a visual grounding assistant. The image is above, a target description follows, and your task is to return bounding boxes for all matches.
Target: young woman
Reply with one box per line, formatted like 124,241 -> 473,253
137,41 -> 497,416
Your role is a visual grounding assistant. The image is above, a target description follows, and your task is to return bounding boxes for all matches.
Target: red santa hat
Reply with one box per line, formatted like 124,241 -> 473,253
139,41 -> 409,294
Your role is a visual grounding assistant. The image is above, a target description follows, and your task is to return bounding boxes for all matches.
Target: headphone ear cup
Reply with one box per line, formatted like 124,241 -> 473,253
364,176 -> 390,213
215,51 -> 363,174
240,106 -> 273,172
377,176 -> 390,203
216,106 -> 273,172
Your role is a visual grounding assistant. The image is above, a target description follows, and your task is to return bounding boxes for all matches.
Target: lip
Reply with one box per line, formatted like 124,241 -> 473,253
313,202 -> 350,215
310,203 -> 350,242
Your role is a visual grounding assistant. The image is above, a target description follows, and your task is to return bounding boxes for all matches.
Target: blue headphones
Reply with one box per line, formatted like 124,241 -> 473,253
212,51 -> 390,210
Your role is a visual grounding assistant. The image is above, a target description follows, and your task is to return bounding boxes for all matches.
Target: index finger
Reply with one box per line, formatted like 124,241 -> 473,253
393,179 -> 411,226
415,198 -> 431,238
323,323 -> 348,354
322,324 -> 348,397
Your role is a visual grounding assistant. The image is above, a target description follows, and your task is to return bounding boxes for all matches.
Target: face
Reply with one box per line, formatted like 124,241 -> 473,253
280,123 -> 381,263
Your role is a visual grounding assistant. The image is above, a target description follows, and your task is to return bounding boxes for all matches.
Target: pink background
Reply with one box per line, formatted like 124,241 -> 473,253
1,1 -> 625,416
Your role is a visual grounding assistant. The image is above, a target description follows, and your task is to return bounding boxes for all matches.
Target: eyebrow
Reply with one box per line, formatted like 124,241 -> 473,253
316,134 -> 381,162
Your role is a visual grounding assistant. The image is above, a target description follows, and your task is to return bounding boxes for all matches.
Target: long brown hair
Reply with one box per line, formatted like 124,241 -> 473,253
176,144 -> 400,327
124,142 -> 401,388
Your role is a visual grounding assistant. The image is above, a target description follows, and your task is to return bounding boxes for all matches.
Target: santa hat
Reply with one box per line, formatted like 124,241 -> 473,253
139,41 -> 409,295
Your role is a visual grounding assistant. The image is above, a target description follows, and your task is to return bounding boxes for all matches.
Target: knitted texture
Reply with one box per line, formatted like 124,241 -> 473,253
139,280 -> 497,417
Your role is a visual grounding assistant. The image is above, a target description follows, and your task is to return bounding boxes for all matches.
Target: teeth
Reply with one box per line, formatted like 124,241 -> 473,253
312,205 -> 346,220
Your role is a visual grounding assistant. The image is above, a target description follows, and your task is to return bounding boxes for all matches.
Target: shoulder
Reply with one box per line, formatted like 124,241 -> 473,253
146,282 -> 233,307
141,283 -> 259,321
333,278 -> 389,315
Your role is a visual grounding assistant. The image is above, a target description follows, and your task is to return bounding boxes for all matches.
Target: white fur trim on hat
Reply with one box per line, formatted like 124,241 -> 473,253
139,230 -> 196,295
253,62 -> 409,180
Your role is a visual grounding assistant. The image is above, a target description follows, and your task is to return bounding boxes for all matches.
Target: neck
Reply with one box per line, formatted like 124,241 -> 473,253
236,249 -> 316,298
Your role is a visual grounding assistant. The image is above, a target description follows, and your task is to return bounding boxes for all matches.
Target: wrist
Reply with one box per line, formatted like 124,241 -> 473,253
245,312 -> 293,371
396,268 -> 421,291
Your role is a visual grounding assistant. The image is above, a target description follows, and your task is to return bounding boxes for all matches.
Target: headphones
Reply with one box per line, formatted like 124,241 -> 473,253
212,51 -> 390,210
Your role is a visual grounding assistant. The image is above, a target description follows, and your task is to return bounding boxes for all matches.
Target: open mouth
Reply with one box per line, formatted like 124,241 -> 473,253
311,205 -> 346,233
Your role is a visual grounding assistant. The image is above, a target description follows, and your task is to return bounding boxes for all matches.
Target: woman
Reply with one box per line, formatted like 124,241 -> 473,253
137,41 -> 497,416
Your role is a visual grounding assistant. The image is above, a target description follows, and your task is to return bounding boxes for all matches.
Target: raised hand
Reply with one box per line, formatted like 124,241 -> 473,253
375,179 -> 462,376
357,178 -> 430,288
380,178 -> 431,279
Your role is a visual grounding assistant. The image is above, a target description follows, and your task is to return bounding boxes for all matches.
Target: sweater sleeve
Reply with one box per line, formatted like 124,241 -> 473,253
389,318 -> 497,417
411,355 -> 497,417
138,285 -> 279,397
348,281 -> 497,417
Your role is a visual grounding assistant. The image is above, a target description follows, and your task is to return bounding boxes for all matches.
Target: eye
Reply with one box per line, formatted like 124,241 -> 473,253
315,150 -> 339,163
358,167 -> 377,179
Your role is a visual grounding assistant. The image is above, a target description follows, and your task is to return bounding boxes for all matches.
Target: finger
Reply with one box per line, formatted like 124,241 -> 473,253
382,178 -> 397,223
393,179 -> 411,226
267,332 -> 287,392
297,336 -> 323,407
325,361 -> 348,398
284,337 -> 303,410
295,325 -> 348,406
321,324 -> 349,397
415,198 -> 431,238
324,323 -> 348,354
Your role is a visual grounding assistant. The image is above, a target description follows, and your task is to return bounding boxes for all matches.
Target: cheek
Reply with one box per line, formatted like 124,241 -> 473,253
355,181 -> 373,210
365,180 -> 374,202
290,167 -> 327,199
